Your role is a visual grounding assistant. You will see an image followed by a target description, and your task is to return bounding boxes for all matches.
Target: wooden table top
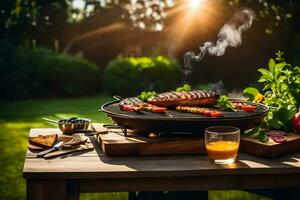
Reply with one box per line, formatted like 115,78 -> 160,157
23,126 -> 300,180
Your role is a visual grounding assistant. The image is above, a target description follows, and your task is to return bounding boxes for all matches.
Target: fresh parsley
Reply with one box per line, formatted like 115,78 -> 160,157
138,91 -> 157,101
217,95 -> 237,112
176,84 -> 192,92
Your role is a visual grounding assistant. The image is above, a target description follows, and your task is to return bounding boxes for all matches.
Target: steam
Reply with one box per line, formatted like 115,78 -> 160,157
183,8 -> 256,76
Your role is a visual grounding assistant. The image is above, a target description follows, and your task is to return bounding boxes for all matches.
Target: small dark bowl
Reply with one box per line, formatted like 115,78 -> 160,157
58,119 -> 91,134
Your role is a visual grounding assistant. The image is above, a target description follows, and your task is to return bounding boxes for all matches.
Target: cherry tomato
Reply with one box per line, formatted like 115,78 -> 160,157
210,112 -> 222,117
242,105 -> 256,112
153,107 -> 167,113
123,105 -> 135,111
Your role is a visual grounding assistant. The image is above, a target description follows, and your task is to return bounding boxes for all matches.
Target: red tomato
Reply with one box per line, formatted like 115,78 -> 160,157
152,107 -> 167,113
123,105 -> 135,111
242,105 -> 256,112
210,112 -> 222,117
292,112 -> 300,133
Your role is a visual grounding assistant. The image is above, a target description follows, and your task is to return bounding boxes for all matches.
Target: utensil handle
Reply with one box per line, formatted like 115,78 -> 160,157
103,124 -> 126,129
43,118 -> 60,124
113,95 -> 123,101
37,147 -> 57,157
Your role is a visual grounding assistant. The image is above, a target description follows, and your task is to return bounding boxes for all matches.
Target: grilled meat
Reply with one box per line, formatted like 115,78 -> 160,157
119,98 -> 166,113
119,97 -> 143,106
147,90 -> 219,107
176,106 -> 222,117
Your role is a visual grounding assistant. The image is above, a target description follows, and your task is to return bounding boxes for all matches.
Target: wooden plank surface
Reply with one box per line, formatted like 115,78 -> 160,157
95,124 -> 300,157
98,131 -> 205,156
240,133 -> 300,158
23,125 -> 300,180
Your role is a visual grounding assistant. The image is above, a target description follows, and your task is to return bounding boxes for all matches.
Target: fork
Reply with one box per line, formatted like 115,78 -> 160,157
62,138 -> 83,148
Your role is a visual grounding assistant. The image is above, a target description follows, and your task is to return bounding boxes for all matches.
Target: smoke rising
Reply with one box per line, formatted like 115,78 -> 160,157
183,8 -> 256,76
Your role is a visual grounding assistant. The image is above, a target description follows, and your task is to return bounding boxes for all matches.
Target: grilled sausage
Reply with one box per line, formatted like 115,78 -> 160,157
147,90 -> 219,107
176,106 -> 221,117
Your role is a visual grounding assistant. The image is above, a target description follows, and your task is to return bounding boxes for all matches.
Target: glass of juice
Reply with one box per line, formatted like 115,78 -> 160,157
205,126 -> 240,164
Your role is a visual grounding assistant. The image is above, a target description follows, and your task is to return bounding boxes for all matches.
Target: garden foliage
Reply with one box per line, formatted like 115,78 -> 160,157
0,42 -> 102,100
244,51 -> 300,141
103,56 -> 181,96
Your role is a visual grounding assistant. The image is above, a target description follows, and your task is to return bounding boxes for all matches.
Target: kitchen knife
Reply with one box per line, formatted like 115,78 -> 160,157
37,141 -> 63,157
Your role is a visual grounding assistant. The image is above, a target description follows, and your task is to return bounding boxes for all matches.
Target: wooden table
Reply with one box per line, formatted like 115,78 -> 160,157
23,127 -> 300,200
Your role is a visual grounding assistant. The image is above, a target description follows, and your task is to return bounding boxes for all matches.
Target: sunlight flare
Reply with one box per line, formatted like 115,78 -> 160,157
188,0 -> 204,10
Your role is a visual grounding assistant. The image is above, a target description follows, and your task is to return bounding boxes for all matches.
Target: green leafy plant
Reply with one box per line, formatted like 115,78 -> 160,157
176,84 -> 191,92
243,87 -> 260,101
244,51 -> 299,142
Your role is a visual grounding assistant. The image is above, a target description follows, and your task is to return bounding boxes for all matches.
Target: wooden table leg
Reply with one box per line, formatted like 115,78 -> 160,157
66,180 -> 80,200
27,179 -> 68,200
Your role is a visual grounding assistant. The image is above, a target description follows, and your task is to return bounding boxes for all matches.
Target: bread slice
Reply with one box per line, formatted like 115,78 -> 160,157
29,134 -> 58,148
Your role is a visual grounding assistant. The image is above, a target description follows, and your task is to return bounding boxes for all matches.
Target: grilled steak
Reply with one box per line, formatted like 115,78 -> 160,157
147,90 -> 219,107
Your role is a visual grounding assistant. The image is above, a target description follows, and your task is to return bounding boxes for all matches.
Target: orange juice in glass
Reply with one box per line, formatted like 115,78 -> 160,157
205,126 -> 240,164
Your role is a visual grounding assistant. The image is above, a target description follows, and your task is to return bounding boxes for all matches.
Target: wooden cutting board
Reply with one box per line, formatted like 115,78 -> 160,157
43,143 -> 94,159
28,134 -> 74,151
95,124 -> 300,158
240,133 -> 300,158
96,131 -> 206,156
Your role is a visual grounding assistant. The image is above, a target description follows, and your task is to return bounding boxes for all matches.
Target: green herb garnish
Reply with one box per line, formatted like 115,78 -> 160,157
217,95 -> 237,112
244,127 -> 269,143
138,91 -> 157,101
176,84 -> 191,92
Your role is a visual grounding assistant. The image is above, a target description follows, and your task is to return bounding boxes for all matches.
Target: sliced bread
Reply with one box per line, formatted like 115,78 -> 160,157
29,134 -> 58,148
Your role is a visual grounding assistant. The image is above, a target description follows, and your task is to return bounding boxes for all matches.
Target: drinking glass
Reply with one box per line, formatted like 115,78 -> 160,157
205,126 -> 240,164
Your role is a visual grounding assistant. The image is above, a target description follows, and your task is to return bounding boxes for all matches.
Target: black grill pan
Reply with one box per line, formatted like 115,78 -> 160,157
100,99 -> 269,133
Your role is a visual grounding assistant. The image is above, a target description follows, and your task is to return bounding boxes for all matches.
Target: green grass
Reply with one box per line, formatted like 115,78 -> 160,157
0,95 -> 270,200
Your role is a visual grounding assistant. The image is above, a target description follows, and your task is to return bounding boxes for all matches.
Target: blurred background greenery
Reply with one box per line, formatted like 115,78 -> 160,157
1,0 -> 300,101
0,0 -> 299,199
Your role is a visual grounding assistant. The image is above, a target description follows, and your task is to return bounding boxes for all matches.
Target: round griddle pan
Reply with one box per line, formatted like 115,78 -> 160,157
100,98 -> 269,133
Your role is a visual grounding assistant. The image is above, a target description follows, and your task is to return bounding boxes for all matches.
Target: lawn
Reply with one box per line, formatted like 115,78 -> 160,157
0,95 -> 270,200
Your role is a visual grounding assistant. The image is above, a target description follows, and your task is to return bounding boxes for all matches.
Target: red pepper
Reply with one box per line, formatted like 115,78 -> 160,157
210,111 -> 222,117
152,107 -> 167,113
122,105 -> 135,111
242,105 -> 256,112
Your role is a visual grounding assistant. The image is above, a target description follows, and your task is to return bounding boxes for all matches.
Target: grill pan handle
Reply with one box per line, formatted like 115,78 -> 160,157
113,95 -> 124,101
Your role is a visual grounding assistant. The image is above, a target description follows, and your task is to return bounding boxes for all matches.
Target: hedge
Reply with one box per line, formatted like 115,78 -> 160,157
103,56 -> 181,96
0,42 -> 102,101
